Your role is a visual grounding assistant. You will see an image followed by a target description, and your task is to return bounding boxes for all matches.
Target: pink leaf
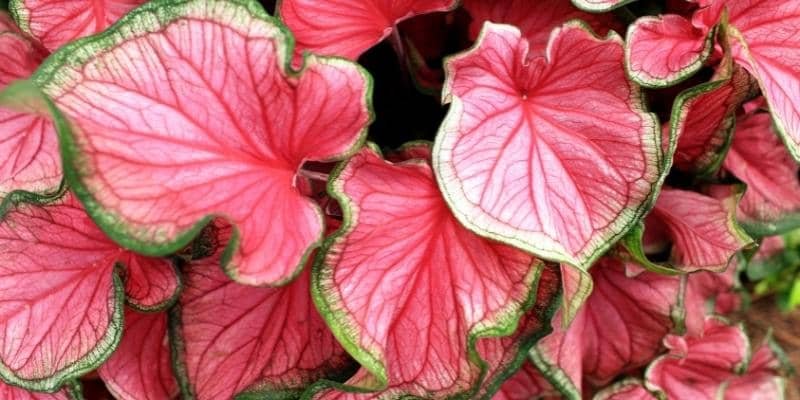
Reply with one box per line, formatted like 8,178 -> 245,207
0,19 -> 60,206
723,112 -> 800,236
434,22 -> 660,270
531,258 -> 680,397
683,265 -> 739,337
464,0 -> 618,56
9,0 -> 146,51
171,223 -> 350,400
558,264 -> 593,326
0,194 -> 124,391
278,0 -> 457,61
98,310 -> 177,400
645,317 -> 750,399
593,379 -> 657,400
722,338 -> 789,400
625,14 -> 714,88
36,0 -> 372,286
312,148 -> 555,398
118,253 -> 180,312
724,0 -> 800,162
648,188 -> 752,272
492,362 -> 558,400
0,382 -> 71,399
668,50 -> 754,174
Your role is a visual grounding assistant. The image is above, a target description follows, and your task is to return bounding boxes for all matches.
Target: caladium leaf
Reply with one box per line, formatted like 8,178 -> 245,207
98,310 -> 177,400
171,223 -> 351,400
9,0 -> 145,51
625,14 -> 715,88
312,147 -> 555,398
0,382 -> 76,400
464,0 -> 618,56
34,0 -> 373,286
668,48 -> 754,175
683,264 -> 740,337
644,317 -> 750,399
723,0 -> 800,162
721,336 -> 790,399
724,112 -> 800,237
492,362 -> 558,400
634,188 -> 753,273
0,20 -> 60,209
434,22 -> 660,270
118,252 -> 180,312
531,258 -> 680,398
0,194 -> 124,392
593,379 -> 656,400
278,0 -> 458,61
558,264 -> 593,326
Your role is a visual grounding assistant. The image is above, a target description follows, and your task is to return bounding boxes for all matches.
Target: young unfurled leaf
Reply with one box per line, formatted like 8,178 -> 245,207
644,317 -> 750,399
278,0 -> 457,61
464,0 -> 618,56
98,310 -> 177,400
625,14 -> 715,88
434,22 -> 660,270
312,148 -> 557,398
35,0 -> 373,286
530,258 -> 680,398
724,112 -> 800,236
9,0 -> 145,51
0,16 -> 59,208
170,223 -> 351,400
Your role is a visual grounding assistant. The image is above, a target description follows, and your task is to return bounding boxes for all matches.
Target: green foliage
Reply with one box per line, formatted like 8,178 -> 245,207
747,229 -> 800,311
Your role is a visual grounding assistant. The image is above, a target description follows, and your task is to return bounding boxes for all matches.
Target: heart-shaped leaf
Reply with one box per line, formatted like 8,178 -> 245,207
98,310 -> 177,400
9,0 -> 146,51
434,21 -> 660,270
34,0 -> 373,286
278,0 -> 457,61
0,194 -> 124,391
625,14 -> 715,88
170,223 -> 351,400
311,147 -> 557,398
0,16 -> 60,210
721,335 -> 790,399
531,258 -> 680,398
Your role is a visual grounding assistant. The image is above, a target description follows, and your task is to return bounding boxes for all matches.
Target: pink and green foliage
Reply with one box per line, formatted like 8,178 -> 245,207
0,193 -> 177,392
311,147 -> 559,398
9,0 -> 146,51
530,258 -> 681,397
0,0 -> 797,398
0,11 -> 59,207
98,310 -> 177,400
644,317 -> 787,400
171,222 -> 352,400
35,0 -> 372,286
278,0 -> 458,61
435,21 -> 660,271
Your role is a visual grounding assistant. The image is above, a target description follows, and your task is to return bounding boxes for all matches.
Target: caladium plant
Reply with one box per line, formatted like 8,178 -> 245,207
0,0 -> 795,399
